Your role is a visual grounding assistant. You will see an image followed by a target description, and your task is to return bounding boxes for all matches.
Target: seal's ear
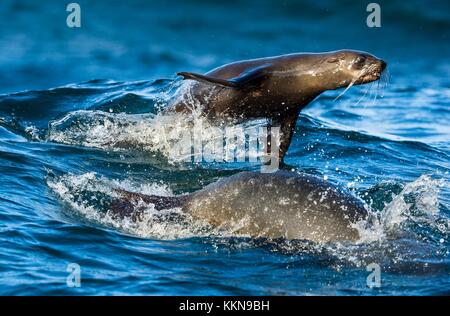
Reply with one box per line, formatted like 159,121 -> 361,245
177,64 -> 271,89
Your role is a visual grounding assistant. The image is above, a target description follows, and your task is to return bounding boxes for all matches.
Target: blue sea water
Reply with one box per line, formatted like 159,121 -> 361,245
0,0 -> 449,295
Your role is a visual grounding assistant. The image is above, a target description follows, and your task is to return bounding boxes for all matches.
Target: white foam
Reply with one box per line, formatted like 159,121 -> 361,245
352,174 -> 447,244
47,108 -> 269,165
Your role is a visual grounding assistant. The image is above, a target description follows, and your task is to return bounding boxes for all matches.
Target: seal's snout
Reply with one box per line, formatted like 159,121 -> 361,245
368,56 -> 386,74
372,59 -> 387,80
355,55 -> 387,83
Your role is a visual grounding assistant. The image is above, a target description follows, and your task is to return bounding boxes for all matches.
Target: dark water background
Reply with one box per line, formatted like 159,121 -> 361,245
0,0 -> 449,295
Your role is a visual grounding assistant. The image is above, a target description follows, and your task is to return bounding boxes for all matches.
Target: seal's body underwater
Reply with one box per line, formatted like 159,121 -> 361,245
111,171 -> 368,243
168,50 -> 386,160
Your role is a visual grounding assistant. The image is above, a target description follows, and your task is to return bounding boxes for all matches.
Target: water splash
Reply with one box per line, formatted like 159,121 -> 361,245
46,109 -> 269,165
351,174 -> 448,244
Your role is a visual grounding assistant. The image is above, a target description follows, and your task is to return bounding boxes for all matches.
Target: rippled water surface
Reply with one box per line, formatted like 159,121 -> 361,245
0,0 -> 449,295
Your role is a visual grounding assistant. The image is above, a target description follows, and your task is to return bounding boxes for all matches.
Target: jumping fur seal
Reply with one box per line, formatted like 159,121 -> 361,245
110,171 -> 368,243
167,50 -> 386,161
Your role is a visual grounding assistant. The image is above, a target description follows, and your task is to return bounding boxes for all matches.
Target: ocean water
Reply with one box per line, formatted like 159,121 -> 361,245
0,0 -> 449,295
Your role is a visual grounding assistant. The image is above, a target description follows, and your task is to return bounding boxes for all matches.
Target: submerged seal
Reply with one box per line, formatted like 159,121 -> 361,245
168,50 -> 386,160
110,171 -> 368,243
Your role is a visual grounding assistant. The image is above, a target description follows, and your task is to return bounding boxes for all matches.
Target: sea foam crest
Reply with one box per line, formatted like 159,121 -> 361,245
353,174 -> 447,243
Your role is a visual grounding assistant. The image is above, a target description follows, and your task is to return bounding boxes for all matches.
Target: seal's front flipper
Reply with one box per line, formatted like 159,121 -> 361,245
274,109 -> 300,162
177,64 -> 271,89
109,189 -> 186,221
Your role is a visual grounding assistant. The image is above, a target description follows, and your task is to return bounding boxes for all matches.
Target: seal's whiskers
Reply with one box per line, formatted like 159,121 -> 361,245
355,81 -> 374,107
333,66 -> 366,102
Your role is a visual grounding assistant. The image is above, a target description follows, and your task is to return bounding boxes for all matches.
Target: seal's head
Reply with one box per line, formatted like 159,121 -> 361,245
293,50 -> 387,93
322,50 -> 387,88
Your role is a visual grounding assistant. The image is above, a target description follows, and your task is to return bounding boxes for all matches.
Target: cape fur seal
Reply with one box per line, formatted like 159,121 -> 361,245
110,171 -> 368,243
167,50 -> 386,160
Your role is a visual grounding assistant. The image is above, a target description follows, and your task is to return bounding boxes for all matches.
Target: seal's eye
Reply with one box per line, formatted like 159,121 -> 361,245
354,57 -> 366,68
327,57 -> 339,63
